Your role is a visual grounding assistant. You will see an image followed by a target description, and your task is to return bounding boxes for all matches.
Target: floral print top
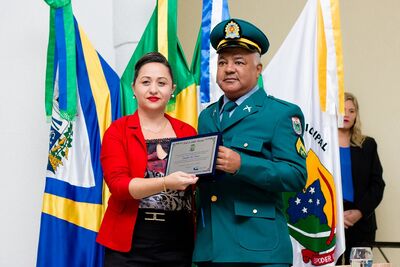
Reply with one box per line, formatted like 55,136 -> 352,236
139,138 -> 192,211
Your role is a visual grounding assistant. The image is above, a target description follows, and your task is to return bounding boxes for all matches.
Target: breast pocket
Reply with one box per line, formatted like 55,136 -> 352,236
234,200 -> 279,251
230,135 -> 263,153
230,135 -> 273,161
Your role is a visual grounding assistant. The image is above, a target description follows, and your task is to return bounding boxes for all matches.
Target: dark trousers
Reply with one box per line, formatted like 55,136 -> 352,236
104,250 -> 191,267
104,209 -> 193,267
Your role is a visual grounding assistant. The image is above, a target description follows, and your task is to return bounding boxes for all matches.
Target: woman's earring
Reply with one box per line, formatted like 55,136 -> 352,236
131,82 -> 136,99
171,94 -> 175,98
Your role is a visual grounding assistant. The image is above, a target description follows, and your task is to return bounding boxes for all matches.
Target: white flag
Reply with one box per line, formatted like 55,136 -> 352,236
191,0 -> 230,111
263,0 -> 345,266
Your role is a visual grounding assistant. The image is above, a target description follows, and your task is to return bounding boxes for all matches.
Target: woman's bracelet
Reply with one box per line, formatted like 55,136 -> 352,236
162,177 -> 167,192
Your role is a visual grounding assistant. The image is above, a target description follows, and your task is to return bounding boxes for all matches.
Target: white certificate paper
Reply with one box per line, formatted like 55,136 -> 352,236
165,133 -> 221,176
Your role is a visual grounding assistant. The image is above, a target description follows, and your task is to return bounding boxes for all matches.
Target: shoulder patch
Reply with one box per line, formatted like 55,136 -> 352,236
292,116 -> 302,135
296,137 -> 307,158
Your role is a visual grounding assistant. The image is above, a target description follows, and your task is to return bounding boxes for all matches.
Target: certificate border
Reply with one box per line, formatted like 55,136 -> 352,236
165,132 -> 222,176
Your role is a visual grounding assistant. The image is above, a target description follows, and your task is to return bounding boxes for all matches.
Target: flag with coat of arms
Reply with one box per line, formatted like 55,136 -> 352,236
263,0 -> 345,266
37,1 -> 120,266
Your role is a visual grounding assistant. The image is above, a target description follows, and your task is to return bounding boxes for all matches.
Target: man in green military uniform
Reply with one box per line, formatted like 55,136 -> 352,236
192,18 -> 307,267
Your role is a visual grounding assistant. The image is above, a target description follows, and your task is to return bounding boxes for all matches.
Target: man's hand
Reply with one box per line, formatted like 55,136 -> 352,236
216,146 -> 241,174
344,209 -> 363,229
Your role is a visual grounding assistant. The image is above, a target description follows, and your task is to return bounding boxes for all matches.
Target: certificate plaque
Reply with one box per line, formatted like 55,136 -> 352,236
166,133 -> 221,176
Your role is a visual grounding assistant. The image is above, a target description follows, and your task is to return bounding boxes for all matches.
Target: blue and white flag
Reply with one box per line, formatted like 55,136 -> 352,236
37,19 -> 120,267
191,0 -> 230,111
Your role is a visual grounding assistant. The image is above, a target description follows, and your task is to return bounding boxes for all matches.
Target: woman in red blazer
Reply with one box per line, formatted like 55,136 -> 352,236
338,92 -> 385,264
97,52 -> 198,267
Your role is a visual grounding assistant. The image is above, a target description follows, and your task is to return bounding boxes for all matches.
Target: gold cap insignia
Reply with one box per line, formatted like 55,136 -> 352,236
224,21 -> 240,39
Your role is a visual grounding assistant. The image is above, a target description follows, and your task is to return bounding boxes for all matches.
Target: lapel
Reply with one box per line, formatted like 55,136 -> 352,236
208,98 -> 224,131
127,112 -> 146,150
125,112 -> 189,178
350,145 -> 363,192
166,113 -> 186,138
222,88 -> 267,131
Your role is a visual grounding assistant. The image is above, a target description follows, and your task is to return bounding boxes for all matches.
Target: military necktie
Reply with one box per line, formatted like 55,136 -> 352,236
220,101 -> 237,129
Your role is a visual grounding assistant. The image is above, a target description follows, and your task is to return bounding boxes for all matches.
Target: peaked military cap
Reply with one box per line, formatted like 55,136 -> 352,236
210,18 -> 270,55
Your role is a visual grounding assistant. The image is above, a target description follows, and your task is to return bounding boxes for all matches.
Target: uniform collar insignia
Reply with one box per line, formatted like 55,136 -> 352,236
243,105 -> 252,112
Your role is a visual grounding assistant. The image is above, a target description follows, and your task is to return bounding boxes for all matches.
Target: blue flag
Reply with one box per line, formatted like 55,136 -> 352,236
191,0 -> 230,110
37,18 -> 120,267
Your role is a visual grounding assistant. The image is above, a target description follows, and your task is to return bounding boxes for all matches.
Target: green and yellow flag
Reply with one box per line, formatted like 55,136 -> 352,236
120,0 -> 198,128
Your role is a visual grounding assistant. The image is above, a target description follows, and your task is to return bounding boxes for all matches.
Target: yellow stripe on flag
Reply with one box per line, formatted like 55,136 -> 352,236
78,25 -> 112,141
158,0 -> 169,59
42,193 -> 103,232
78,25 -> 111,212
167,84 -> 198,129
317,1 -> 327,112
330,0 -> 345,115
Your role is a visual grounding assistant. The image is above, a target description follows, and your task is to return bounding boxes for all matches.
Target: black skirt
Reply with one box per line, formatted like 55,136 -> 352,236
104,209 -> 194,267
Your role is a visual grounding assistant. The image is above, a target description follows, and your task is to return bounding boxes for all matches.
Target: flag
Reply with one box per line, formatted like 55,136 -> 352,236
120,0 -> 198,127
262,0 -> 345,266
43,1 -> 77,121
191,0 -> 230,111
36,13 -> 121,267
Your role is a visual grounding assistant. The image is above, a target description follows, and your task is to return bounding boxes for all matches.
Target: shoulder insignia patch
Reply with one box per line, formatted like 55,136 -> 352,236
292,117 -> 302,135
296,137 -> 307,159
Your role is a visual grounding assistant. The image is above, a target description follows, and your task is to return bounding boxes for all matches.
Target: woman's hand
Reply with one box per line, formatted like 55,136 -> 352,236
215,146 -> 241,174
164,171 -> 198,191
344,209 -> 363,229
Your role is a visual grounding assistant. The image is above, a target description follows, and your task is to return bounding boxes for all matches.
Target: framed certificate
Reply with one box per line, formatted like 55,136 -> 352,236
165,133 -> 221,176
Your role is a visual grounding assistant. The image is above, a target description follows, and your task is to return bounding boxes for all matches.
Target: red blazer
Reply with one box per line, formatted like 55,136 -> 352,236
96,112 -> 197,252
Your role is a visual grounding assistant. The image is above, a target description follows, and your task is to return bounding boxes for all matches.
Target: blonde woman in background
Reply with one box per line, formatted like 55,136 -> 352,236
338,92 -> 385,264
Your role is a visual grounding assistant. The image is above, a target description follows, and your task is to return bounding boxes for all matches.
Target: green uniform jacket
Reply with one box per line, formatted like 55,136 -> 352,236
193,88 -> 307,264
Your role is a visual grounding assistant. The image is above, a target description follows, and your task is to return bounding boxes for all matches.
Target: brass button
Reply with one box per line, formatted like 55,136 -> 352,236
211,195 -> 218,202
243,143 -> 248,148
252,209 -> 258,214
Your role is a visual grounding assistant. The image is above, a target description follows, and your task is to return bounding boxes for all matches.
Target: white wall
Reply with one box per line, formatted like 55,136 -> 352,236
340,1 -> 400,263
113,0 -> 155,75
0,2 -> 47,266
0,1 -> 114,266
